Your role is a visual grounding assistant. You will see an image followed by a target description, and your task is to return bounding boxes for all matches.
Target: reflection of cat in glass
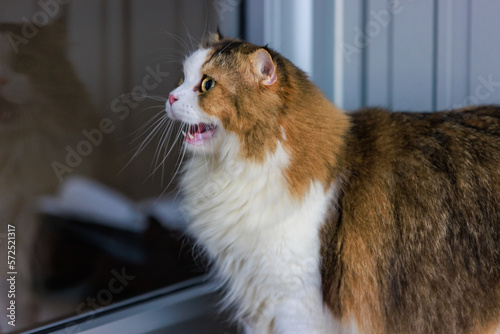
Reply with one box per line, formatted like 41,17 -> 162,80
0,20 -> 99,331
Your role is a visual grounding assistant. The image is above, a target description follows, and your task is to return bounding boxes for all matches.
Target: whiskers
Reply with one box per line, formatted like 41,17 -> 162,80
158,122 -> 190,196
121,99 -> 191,198
124,24 -> 220,199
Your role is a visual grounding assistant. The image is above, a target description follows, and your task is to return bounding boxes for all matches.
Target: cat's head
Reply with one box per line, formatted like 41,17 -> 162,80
167,34 -> 350,197
166,34 -> 305,160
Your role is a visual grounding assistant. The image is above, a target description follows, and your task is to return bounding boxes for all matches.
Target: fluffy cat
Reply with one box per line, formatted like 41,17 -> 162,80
166,34 -> 500,334
0,20 -> 99,331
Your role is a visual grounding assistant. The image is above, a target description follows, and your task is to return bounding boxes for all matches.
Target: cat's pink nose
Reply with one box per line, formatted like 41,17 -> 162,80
169,94 -> 178,106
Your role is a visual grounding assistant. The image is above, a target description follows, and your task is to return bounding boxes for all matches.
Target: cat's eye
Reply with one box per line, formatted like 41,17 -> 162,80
201,77 -> 216,93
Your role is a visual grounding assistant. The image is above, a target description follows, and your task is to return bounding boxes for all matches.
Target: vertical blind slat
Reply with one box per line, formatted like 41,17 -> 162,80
469,0 -> 500,106
391,0 -> 435,111
365,0 -> 392,109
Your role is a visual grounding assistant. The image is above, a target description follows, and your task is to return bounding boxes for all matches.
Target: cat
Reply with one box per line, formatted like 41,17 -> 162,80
0,20 -> 100,332
165,33 -> 500,334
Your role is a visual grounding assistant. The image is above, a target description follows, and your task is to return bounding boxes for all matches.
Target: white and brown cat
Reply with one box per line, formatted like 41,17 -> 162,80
166,34 -> 500,334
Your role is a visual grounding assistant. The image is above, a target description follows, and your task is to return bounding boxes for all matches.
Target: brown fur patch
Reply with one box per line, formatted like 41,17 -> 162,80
198,40 -> 282,161
322,107 -> 500,334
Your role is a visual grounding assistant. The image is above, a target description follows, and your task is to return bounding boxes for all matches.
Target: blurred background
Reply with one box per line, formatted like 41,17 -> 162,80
0,0 -> 500,333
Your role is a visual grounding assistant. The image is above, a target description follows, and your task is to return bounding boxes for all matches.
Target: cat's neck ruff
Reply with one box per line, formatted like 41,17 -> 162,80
182,134 -> 294,252
181,133 -> 343,333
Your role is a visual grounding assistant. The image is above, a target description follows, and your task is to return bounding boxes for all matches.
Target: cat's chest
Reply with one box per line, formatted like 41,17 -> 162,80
182,155 -> 339,331
182,150 -> 335,248
183,156 -> 295,250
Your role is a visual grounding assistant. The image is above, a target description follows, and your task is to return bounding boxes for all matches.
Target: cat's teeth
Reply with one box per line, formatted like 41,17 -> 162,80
181,131 -> 187,137
188,133 -> 195,139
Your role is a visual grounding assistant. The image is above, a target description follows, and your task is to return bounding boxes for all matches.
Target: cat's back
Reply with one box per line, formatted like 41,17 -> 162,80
346,105 -> 500,163
322,106 -> 500,334
342,106 -> 500,195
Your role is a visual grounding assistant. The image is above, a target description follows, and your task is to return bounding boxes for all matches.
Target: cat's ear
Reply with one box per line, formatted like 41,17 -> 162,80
216,27 -> 224,41
202,29 -> 224,48
250,49 -> 277,86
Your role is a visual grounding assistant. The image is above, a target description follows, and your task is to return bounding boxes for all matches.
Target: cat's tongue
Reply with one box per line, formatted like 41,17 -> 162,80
184,123 -> 217,145
0,97 -> 18,123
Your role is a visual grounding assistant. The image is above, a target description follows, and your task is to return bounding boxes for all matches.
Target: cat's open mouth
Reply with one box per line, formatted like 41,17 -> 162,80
183,123 -> 218,145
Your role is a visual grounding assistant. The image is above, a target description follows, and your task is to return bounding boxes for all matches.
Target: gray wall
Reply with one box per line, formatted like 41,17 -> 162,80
247,0 -> 500,112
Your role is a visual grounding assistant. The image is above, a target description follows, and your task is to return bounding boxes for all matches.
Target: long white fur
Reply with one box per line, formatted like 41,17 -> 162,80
168,49 -> 352,333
